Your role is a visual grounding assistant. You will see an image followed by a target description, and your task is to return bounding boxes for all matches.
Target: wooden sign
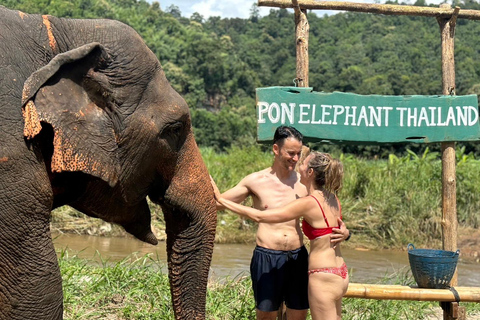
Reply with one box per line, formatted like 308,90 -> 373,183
256,87 -> 480,143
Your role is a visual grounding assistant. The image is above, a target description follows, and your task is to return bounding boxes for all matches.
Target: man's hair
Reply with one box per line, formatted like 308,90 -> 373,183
273,126 -> 303,146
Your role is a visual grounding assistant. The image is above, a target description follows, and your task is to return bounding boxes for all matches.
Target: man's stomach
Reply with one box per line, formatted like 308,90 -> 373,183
255,222 -> 304,251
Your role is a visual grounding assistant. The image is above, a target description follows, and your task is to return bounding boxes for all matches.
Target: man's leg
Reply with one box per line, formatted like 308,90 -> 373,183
251,247 -> 286,320
286,308 -> 308,320
256,309 -> 279,320
284,246 -> 309,320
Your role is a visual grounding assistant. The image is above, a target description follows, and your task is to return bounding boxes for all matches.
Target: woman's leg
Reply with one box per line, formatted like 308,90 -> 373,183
308,272 -> 347,320
336,273 -> 349,319
335,299 -> 343,320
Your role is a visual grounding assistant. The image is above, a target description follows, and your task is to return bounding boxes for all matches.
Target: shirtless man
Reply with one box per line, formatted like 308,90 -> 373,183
218,126 -> 349,320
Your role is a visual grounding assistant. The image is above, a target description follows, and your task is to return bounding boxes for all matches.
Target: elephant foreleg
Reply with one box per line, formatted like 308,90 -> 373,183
0,159 -> 63,320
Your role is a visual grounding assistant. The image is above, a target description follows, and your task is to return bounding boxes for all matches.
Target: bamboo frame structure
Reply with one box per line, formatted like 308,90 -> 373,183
258,0 -> 480,318
259,0 -> 480,20
345,283 -> 480,302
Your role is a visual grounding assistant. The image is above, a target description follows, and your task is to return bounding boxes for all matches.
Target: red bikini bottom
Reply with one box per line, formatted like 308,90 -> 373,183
308,262 -> 348,279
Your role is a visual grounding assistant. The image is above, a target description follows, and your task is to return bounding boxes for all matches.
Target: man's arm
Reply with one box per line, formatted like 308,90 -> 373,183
331,217 -> 350,247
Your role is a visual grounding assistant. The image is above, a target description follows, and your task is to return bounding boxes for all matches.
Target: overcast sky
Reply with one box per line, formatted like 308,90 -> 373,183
156,0 -> 447,19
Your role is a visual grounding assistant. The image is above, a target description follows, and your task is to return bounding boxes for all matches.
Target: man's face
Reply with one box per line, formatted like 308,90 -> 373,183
274,137 -> 303,172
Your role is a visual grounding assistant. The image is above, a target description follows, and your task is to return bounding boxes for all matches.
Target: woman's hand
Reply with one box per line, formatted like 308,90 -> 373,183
209,176 -> 223,207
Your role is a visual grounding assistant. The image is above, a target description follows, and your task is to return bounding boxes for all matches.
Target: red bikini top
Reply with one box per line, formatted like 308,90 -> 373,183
301,195 -> 342,240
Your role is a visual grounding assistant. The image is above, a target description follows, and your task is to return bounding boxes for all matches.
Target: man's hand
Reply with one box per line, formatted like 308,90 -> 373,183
330,217 -> 350,248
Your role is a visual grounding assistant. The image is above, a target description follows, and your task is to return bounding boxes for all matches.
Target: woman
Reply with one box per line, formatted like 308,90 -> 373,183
212,150 -> 349,320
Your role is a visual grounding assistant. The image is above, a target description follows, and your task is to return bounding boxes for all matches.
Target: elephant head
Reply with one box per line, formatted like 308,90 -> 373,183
18,16 -> 216,319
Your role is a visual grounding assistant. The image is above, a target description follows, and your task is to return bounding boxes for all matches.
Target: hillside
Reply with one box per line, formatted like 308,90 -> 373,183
4,0 -> 480,156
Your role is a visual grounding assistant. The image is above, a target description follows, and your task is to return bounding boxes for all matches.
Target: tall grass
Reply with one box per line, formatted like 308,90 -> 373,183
60,251 -> 174,319
206,145 -> 480,249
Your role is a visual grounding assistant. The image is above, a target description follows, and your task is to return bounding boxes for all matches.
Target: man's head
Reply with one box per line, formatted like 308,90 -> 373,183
273,126 -> 303,147
272,126 -> 304,172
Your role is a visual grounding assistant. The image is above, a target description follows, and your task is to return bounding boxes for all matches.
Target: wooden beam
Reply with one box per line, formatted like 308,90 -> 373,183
345,283 -> 480,302
258,0 -> 480,20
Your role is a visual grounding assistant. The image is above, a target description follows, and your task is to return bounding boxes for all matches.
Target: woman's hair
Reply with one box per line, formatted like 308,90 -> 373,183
308,151 -> 343,193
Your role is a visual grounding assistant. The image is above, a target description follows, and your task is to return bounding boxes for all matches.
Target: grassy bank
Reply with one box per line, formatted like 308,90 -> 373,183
59,251 -> 480,319
52,145 -> 480,250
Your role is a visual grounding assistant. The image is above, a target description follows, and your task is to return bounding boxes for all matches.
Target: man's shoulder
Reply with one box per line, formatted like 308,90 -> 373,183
247,167 -> 271,177
241,168 -> 273,185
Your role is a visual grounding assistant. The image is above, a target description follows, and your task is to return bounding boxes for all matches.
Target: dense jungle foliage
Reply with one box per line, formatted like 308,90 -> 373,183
4,0 -> 480,157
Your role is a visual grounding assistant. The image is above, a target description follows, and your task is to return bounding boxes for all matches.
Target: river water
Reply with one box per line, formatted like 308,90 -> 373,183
52,233 -> 480,286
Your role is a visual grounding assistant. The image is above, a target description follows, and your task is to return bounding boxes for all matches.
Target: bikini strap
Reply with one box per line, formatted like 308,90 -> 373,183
309,195 -> 330,227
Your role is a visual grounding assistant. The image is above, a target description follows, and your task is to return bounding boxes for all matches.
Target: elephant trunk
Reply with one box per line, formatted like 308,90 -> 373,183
161,131 -> 216,320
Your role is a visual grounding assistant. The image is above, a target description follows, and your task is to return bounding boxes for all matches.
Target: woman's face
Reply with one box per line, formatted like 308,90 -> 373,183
299,153 -> 314,185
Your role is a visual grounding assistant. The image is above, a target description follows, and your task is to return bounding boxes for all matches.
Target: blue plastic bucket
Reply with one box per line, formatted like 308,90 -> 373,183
407,243 -> 459,289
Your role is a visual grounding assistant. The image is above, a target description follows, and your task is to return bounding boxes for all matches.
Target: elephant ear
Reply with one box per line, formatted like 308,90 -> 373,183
22,43 -> 120,187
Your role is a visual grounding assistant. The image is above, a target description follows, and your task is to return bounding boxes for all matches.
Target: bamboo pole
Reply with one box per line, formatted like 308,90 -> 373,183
437,5 -> 463,319
258,0 -> 480,20
293,0 -> 309,87
437,3 -> 459,288
345,284 -> 480,302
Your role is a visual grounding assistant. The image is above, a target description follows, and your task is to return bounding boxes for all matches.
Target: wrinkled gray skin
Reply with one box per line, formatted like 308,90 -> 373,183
0,6 -> 216,320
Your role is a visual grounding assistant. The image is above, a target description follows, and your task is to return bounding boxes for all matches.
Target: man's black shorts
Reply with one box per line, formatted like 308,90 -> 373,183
250,245 -> 309,312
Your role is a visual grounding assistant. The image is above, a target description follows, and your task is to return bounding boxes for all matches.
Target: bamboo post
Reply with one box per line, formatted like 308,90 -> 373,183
293,0 -> 309,87
436,5 -> 465,320
437,2 -> 458,288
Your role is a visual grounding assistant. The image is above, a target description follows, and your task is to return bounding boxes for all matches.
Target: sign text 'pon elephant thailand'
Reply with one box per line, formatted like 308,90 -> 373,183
0,6 -> 216,320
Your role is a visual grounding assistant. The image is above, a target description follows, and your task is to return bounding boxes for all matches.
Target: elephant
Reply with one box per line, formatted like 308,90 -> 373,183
0,5 -> 217,320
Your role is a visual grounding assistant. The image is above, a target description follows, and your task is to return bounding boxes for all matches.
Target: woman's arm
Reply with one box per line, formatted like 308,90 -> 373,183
211,176 -> 307,223
218,196 -> 306,223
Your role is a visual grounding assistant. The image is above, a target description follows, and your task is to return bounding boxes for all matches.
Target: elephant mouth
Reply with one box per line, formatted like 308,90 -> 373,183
148,183 -> 167,205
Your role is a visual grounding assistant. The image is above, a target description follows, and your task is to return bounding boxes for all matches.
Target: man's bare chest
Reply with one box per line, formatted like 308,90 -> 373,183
250,179 -> 303,209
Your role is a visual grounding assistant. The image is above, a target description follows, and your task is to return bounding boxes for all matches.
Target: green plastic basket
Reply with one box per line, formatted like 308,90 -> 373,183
407,243 -> 459,289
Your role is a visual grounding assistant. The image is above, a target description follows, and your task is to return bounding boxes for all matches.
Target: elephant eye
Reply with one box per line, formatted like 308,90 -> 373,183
162,122 -> 183,137
160,121 -> 185,149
